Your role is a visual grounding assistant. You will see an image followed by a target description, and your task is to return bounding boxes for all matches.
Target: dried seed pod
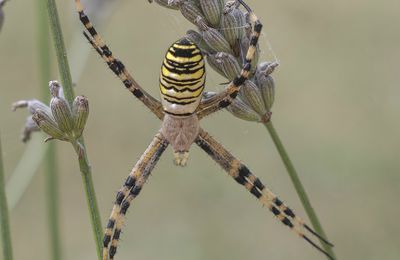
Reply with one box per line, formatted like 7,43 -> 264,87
226,95 -> 260,122
186,29 -> 214,53
215,52 -> 241,80
12,99 -> 51,115
239,80 -> 267,116
255,62 -> 279,110
220,1 -> 246,47
206,53 -> 226,78
21,116 -> 40,143
50,81 -> 74,134
199,0 -> 221,27
150,0 -> 180,10
196,17 -> 233,54
72,95 -> 89,138
32,109 -> 67,141
170,0 -> 205,25
217,0 -> 225,11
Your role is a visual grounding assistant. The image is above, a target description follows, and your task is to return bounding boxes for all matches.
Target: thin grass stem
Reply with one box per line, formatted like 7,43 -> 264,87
263,121 -> 336,259
0,137 -> 13,260
45,0 -> 103,258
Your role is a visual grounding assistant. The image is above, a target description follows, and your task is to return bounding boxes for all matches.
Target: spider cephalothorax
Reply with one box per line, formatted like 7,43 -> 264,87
75,0 -> 334,259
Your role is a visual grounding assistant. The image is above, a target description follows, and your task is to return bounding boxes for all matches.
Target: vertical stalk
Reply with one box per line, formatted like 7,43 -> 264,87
263,121 -> 336,259
37,0 -> 62,258
45,0 -> 103,258
0,137 -> 13,260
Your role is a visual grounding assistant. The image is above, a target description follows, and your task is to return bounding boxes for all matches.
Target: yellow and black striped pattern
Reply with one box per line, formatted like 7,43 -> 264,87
160,38 -> 205,116
195,129 -> 334,260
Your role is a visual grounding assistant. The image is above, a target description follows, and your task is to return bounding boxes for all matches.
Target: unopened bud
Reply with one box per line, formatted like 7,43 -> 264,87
255,62 -> 278,110
196,17 -> 233,54
72,95 -> 89,138
239,80 -> 267,116
170,0 -> 205,25
206,53 -> 226,78
150,0 -> 180,10
49,81 -> 74,135
220,1 -> 246,48
32,109 -> 67,141
215,52 -> 241,80
21,116 -> 40,143
12,99 -> 51,115
199,0 -> 221,27
186,30 -> 213,53
226,95 -> 260,122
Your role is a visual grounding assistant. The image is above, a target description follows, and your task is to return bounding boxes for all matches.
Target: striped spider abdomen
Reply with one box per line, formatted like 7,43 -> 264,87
159,38 -> 206,116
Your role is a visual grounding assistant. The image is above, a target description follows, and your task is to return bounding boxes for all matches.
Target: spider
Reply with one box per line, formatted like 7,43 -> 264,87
75,0 -> 333,259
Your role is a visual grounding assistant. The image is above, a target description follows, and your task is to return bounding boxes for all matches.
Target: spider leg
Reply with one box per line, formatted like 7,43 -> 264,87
103,132 -> 168,260
75,0 -> 164,120
195,128 -> 334,260
196,1 -> 262,119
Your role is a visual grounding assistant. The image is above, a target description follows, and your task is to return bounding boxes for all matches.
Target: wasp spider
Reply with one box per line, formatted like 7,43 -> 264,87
75,0 -> 333,259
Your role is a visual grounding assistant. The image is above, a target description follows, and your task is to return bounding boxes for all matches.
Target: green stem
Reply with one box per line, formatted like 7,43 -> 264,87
0,137 -> 13,260
45,0 -> 74,105
38,0 -> 62,258
45,0 -> 103,258
263,121 -> 336,259
73,141 -> 103,259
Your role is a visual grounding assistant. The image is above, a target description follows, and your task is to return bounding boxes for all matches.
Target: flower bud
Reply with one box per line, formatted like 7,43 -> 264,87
12,99 -> 51,115
21,116 -> 40,143
72,95 -> 89,138
226,95 -> 260,122
196,17 -> 233,54
170,0 -> 205,25
49,81 -> 74,135
32,109 -> 67,141
239,80 -> 267,116
186,29 -> 213,53
150,0 -> 180,10
199,0 -> 221,27
215,52 -> 241,80
220,1 -> 246,48
254,62 -> 278,110
206,53 -> 226,78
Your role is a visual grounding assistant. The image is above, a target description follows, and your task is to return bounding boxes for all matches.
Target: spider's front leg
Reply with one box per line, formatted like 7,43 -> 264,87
103,133 -> 168,260
195,0 -> 262,119
75,0 -> 164,119
195,128 -> 334,260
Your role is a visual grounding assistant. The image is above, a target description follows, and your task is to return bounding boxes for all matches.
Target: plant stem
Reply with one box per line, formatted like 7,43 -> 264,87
0,137 -> 13,260
45,0 -> 74,105
38,0 -> 62,258
263,121 -> 336,259
73,141 -> 103,259
45,0 -> 103,258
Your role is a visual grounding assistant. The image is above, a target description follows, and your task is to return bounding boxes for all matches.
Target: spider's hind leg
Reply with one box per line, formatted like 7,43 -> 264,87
103,133 -> 168,260
195,128 -> 334,260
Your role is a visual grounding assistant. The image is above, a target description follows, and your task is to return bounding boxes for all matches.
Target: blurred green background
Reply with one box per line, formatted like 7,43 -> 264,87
1,0 -> 399,259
